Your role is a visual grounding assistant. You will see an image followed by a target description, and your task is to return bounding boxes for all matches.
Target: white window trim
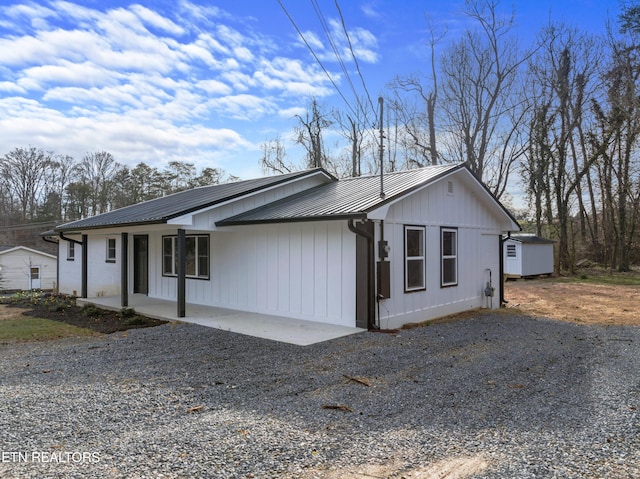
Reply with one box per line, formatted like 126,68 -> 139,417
106,238 -> 116,263
404,225 -> 426,292
441,227 -> 458,287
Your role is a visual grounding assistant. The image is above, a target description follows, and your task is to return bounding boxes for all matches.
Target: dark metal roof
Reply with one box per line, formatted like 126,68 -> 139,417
55,169 -> 331,232
507,234 -> 555,244
217,163 -> 463,225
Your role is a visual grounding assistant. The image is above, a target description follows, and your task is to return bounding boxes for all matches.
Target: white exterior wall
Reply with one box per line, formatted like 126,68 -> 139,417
377,175 -> 503,329
58,240 -> 83,295
522,243 -> 554,276
86,235 -> 121,297
0,248 -> 57,291
143,221 -> 356,327
503,239 -> 523,276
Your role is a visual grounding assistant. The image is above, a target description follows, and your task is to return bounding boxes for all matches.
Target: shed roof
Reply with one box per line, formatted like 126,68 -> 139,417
55,169 -> 331,232
0,245 -> 56,258
507,234 -> 554,244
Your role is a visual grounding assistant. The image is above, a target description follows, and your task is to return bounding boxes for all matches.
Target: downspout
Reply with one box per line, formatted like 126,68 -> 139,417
499,232 -> 511,307
81,234 -> 88,298
347,219 -> 378,330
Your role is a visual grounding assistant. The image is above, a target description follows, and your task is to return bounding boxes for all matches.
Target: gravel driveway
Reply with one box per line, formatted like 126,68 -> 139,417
1,312 -> 639,478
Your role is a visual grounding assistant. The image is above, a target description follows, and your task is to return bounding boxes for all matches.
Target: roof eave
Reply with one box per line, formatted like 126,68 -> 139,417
216,212 -> 367,227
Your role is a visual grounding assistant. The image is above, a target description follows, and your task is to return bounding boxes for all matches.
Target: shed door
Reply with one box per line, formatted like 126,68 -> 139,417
30,267 -> 41,290
133,235 -> 149,294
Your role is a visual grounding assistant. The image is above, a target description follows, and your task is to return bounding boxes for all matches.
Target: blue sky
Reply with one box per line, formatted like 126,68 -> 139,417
0,0 -> 621,182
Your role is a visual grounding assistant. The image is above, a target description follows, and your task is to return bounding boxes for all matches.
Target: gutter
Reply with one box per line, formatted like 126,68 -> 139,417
347,219 -> 378,330
59,232 -> 83,245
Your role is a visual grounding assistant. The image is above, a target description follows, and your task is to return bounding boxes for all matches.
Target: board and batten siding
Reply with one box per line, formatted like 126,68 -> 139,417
378,175 -> 503,329
146,221 -> 356,327
188,175 -> 328,230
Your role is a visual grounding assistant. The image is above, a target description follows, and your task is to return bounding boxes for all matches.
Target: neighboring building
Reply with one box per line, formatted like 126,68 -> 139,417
0,246 -> 57,292
503,234 -> 555,278
46,164 -> 520,330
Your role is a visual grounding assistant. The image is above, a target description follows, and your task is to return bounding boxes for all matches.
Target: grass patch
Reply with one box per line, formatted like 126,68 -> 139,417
569,268 -> 640,286
0,317 -> 98,342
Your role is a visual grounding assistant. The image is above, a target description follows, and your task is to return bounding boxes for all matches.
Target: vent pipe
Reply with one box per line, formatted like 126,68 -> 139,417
379,96 -> 385,199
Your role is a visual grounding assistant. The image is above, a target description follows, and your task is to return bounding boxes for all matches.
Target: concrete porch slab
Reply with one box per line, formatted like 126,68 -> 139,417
76,295 -> 365,346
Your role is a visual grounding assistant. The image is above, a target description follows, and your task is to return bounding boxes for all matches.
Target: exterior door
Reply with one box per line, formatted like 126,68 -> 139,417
29,267 -> 41,290
133,235 -> 149,294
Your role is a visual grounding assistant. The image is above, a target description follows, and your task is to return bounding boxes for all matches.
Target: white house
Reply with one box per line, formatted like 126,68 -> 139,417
503,234 -> 555,278
46,164 -> 520,330
0,246 -> 57,292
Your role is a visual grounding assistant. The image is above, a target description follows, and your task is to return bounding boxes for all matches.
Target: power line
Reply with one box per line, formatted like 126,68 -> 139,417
276,0 -> 360,120
334,0 -> 377,120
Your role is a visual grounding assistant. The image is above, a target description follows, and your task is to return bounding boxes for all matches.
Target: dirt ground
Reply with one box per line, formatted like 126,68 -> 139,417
504,277 -> 640,326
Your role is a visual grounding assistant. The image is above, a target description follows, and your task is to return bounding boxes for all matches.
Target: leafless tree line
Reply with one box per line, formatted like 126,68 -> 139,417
262,0 -> 640,272
0,148 -> 236,227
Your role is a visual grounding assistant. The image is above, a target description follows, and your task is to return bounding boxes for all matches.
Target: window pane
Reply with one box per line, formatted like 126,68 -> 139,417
185,237 -> 196,276
163,237 -> 173,275
406,229 -> 423,257
198,256 -> 209,277
442,230 -> 456,256
407,259 -> 424,289
107,238 -> 116,261
198,236 -> 209,277
443,258 -> 456,284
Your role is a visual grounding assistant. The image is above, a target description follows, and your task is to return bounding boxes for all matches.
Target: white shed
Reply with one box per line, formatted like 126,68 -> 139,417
0,246 -> 57,292
503,234 -> 554,278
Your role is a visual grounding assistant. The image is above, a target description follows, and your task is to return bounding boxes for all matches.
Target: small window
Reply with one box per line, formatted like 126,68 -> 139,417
106,238 -> 116,263
404,225 -> 426,292
67,242 -> 75,261
30,267 -> 40,280
441,227 -> 458,287
446,180 -> 454,195
162,234 -> 209,279
507,244 -> 517,258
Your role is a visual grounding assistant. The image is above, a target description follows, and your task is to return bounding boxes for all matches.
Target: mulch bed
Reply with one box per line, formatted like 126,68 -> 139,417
0,293 -> 167,334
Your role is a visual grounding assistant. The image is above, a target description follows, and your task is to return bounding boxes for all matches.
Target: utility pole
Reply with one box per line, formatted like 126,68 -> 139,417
379,96 -> 385,199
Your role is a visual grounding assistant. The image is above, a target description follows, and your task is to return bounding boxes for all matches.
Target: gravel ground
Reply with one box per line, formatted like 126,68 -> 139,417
1,312 -> 639,478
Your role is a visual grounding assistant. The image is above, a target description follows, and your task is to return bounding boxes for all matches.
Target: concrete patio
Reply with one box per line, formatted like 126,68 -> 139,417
76,295 -> 365,346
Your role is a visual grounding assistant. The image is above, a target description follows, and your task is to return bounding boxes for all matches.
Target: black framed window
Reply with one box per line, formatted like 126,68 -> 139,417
106,238 -> 116,263
67,242 -> 75,261
162,234 -> 209,279
404,225 -> 426,292
441,227 -> 458,287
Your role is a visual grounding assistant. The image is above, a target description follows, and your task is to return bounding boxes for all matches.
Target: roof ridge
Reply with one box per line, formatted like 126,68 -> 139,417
338,163 -> 460,182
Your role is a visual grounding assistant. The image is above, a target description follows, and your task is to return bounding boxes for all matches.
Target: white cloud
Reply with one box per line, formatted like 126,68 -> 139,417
130,4 -> 185,35
0,0 -> 379,177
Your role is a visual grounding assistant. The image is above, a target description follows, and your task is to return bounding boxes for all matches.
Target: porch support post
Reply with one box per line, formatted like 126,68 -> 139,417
81,234 -> 88,298
177,228 -> 186,318
121,232 -> 128,308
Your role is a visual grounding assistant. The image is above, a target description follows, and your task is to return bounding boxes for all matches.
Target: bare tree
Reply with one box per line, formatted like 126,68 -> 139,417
76,151 -> 122,215
439,0 -> 531,198
0,147 -> 53,221
295,98 -> 332,169
260,136 -> 296,175
525,24 -> 602,272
